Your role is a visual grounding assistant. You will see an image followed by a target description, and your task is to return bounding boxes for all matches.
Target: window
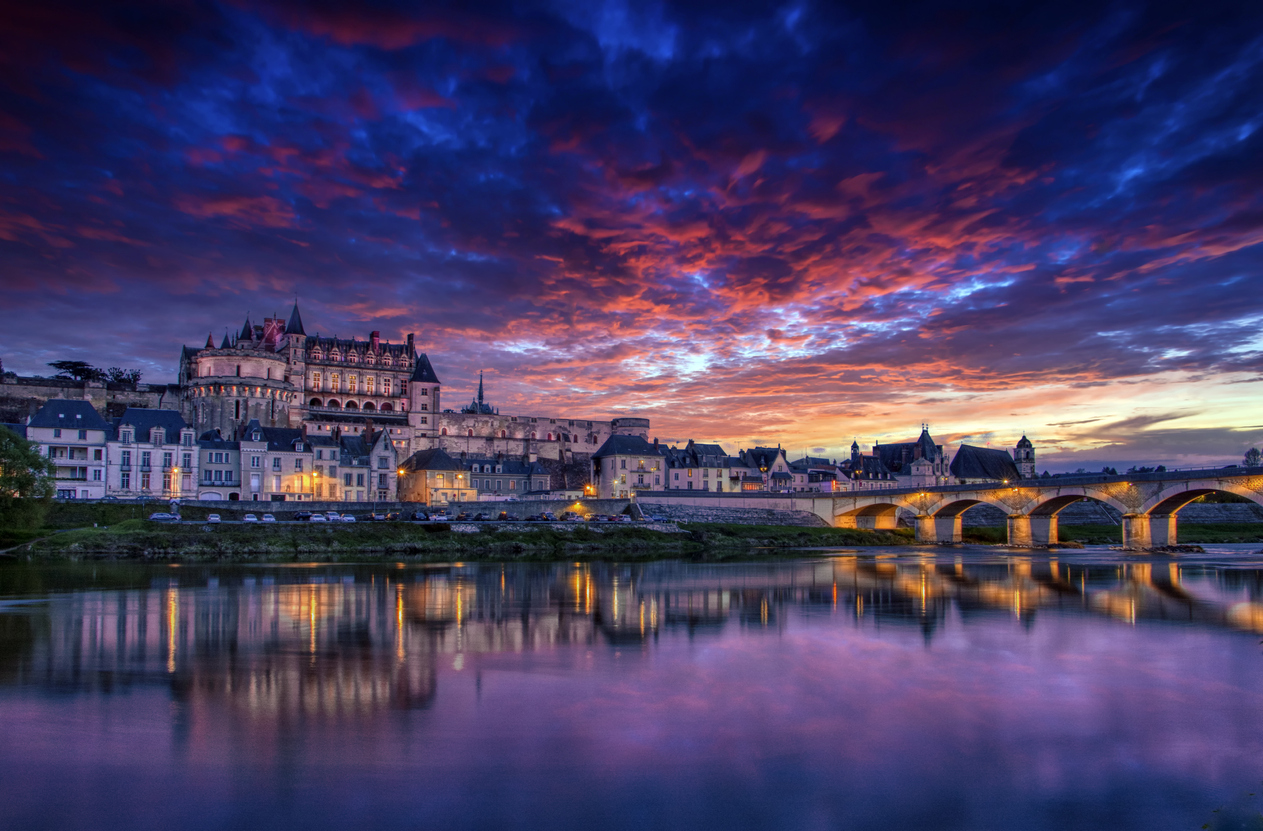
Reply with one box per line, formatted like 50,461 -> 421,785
121,472 -> 130,489
141,451 -> 151,469
356,474 -> 365,487
93,469 -> 102,481
182,433 -> 193,447
349,375 -> 357,393
495,480 -> 501,490
620,459 -> 626,469
377,457 -> 388,469
234,401 -> 241,419
295,459 -> 303,472
420,388 -> 427,396
163,452 -> 173,469
420,417 -> 428,424
655,475 -> 660,485
674,472 -> 679,480
420,403 -> 428,411
637,474 -> 644,484
312,372 -> 321,389
272,458 -> 281,471
509,480 -> 516,490
204,470 -> 213,483
53,428 -> 61,438
331,373 -> 340,391
78,429 -> 86,440
366,376 -> 374,394
121,450 -> 131,467
121,431 -> 132,444
382,378 -> 391,396
344,473 -> 352,487
141,473 -> 151,490
251,456 -> 260,468
94,449 -> 102,461
378,474 -> 388,489
273,476 -> 281,491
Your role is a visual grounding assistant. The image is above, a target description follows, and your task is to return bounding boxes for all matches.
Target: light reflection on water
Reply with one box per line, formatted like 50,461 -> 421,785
1,547 -> 1262,830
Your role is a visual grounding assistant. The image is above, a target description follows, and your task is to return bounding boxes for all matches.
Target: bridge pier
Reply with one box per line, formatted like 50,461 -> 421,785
914,515 -> 961,543
1007,515 -> 1033,547
1121,514 -> 1152,550
1150,514 -> 1177,547
857,514 -> 898,531
1030,515 -> 1058,546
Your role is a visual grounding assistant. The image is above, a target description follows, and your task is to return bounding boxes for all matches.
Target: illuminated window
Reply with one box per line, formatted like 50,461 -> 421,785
331,373 -> 340,391
312,372 -> 321,389
366,376 -> 374,395
349,375 -> 358,393
382,378 -> 391,396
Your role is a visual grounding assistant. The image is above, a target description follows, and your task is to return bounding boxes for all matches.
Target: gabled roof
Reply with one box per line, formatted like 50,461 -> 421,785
463,456 -> 548,475
28,399 -> 110,430
592,434 -> 662,459
401,447 -> 464,472
950,444 -> 1021,482
285,302 -> 305,336
241,419 -> 307,452
410,352 -> 441,384
742,446 -> 786,469
111,407 -> 187,440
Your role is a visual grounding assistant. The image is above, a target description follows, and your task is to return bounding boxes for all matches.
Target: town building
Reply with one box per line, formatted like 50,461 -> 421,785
397,448 -> 478,506
24,400 -> 109,499
871,427 -> 952,487
238,420 -> 315,502
197,430 -> 242,500
591,435 -> 665,499
335,428 -> 398,502
459,454 -> 550,497
663,441 -> 728,491
104,408 -> 198,500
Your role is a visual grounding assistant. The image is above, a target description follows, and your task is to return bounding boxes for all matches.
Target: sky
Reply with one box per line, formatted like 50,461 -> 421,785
2,0 -> 1262,472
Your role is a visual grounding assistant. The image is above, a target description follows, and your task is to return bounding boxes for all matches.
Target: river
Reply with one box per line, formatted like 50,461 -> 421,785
1,546 -> 1261,830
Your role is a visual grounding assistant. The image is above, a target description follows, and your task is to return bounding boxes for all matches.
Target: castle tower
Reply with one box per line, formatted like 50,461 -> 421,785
407,351 -> 441,437
1013,435 -> 1035,479
284,302 -> 307,426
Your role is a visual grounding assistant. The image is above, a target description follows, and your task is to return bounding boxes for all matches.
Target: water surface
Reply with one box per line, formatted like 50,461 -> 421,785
2,546 -> 1262,830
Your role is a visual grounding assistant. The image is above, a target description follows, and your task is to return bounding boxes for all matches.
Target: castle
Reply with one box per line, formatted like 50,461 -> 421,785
177,303 -> 648,461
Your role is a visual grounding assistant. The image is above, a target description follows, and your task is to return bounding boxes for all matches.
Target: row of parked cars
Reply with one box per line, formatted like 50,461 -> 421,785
150,510 -> 663,524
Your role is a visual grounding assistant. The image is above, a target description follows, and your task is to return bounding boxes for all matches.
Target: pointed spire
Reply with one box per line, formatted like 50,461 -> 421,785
205,332 -> 215,349
240,315 -> 253,341
286,301 -> 306,336
477,371 -> 484,405
410,352 -> 441,384
220,331 -> 231,349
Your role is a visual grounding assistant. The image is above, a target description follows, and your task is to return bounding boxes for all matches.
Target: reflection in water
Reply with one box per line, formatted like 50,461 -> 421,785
1,550 -> 1262,830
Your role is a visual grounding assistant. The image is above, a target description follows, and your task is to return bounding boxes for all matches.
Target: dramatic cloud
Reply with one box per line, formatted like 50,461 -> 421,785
2,0 -> 1262,468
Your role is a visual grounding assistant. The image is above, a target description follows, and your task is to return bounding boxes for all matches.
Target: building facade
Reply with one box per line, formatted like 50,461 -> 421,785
24,400 -> 109,499
105,408 -> 198,500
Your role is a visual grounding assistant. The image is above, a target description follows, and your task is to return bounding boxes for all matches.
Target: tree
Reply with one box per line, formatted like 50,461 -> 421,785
1245,448 -> 1262,468
47,360 -> 105,382
0,428 -> 54,529
105,367 -> 143,386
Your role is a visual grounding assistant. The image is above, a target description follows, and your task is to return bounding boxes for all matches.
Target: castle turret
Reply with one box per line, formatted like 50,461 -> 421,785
408,351 -> 441,436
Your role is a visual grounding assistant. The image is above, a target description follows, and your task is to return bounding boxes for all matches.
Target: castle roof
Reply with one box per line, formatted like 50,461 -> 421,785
950,444 -> 1021,482
410,352 -> 441,384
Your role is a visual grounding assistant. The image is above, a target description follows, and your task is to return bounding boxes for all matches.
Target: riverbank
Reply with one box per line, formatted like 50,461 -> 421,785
4,520 -> 918,562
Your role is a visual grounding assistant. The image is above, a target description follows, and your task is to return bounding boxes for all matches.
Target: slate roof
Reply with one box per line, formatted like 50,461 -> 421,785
741,446 -> 786,469
950,444 -> 1021,482
592,434 -> 663,459
241,419 -> 308,452
111,407 -> 187,441
28,399 -> 110,430
401,447 -> 464,472
463,456 -> 549,476
874,428 -> 941,473
410,352 -> 441,384
285,302 -> 306,336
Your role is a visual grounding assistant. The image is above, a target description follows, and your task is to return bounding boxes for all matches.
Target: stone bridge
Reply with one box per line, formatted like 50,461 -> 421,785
640,466 -> 1263,549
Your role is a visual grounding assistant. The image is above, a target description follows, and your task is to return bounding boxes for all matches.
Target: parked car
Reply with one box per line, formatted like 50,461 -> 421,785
541,512 -> 557,522
341,514 -> 357,523
454,512 -> 472,521
309,514 -> 328,522
148,512 -> 179,522
430,512 -> 449,521
525,514 -> 544,522
294,511 -> 313,521
242,514 -> 259,523
325,511 -> 340,520
563,511 -> 584,522
410,510 -> 428,521
385,512 -> 401,521
367,512 -> 387,521
614,514 -> 632,522
472,512 -> 490,521
205,513 -> 222,524
261,514 -> 276,523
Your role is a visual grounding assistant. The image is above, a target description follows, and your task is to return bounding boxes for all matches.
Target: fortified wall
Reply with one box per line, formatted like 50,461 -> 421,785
0,376 -> 176,423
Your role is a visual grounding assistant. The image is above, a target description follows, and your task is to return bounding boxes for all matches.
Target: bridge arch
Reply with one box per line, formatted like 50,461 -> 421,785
834,501 -> 905,532
1141,483 -> 1263,515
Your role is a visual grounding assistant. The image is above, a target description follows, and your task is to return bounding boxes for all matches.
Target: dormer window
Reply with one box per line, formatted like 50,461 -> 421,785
121,430 -> 132,444
152,429 -> 165,445
252,431 -> 261,441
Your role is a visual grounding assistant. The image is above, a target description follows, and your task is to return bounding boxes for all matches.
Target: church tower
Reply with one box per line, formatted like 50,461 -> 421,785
1013,435 -> 1035,479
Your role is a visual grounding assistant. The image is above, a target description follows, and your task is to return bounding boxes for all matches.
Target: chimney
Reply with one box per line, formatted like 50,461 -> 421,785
653,437 -> 658,448
370,331 -> 380,351
406,333 -> 414,352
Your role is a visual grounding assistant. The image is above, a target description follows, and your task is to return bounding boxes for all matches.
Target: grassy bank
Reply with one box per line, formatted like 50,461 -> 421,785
3,518 -> 923,562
